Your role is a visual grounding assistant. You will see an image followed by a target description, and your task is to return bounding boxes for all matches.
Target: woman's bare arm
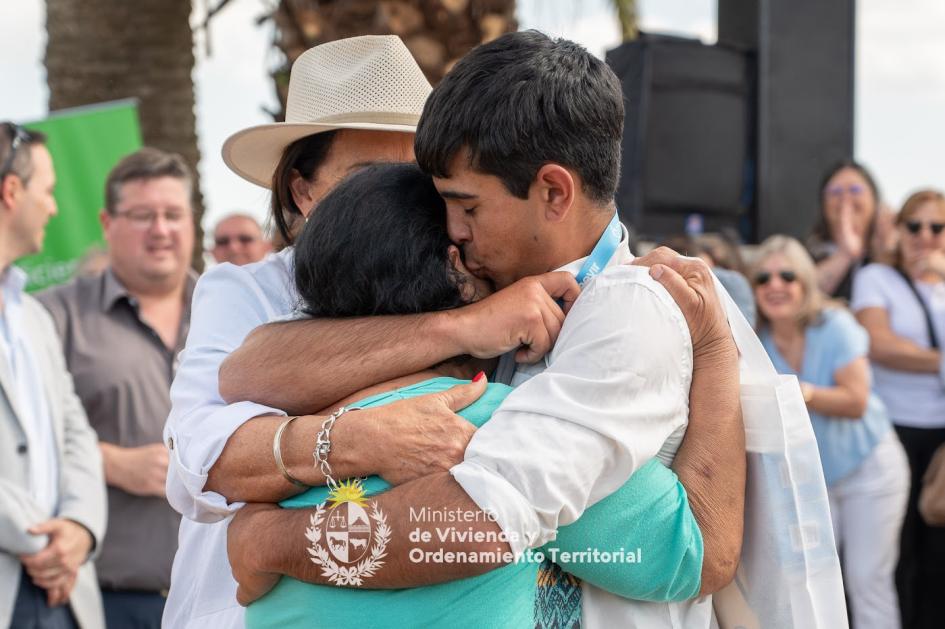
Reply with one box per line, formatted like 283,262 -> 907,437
856,307 -> 940,373
803,357 -> 870,419
218,274 -> 581,414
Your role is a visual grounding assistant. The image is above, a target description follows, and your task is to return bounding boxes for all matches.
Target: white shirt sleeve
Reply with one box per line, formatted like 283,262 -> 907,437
450,266 -> 693,556
164,263 -> 289,523
850,263 -> 891,313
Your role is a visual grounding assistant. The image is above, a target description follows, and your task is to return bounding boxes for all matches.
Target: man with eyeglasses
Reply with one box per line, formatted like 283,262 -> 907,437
210,213 -> 271,266
0,121 -> 107,628
38,147 -> 196,629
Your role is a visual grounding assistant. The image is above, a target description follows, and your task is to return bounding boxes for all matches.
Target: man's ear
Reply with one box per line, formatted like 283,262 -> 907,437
0,174 -> 22,213
99,209 -> 115,247
533,164 -> 575,223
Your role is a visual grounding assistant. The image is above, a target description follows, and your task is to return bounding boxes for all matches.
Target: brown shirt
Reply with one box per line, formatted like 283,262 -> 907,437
37,269 -> 195,592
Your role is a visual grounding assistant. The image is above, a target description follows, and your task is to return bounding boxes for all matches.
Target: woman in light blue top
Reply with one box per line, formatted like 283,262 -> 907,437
243,163 -> 706,628
751,235 -> 909,629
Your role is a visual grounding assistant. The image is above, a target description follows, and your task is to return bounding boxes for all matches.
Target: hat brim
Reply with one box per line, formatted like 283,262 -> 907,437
222,120 -> 418,188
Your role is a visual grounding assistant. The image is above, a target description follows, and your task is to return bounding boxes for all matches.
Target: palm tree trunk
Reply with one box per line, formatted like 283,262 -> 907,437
612,0 -> 639,42
265,0 -> 518,120
45,0 -> 206,271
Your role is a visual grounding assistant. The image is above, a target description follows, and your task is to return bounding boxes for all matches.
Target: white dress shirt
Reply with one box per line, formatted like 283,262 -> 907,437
163,250 -> 295,629
452,233 -> 712,628
0,267 -> 59,516
163,233 -> 711,628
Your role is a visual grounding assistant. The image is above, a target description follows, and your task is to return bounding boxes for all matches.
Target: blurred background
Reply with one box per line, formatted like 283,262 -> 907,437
1,0 -> 943,279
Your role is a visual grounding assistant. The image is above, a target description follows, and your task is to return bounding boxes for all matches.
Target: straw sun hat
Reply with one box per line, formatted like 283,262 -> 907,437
222,35 -> 432,188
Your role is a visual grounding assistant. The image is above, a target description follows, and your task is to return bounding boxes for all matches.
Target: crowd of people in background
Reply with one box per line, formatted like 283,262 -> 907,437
1,30 -> 944,629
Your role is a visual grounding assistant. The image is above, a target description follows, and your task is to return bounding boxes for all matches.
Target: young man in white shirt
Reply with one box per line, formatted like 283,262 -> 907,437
217,32 -> 743,628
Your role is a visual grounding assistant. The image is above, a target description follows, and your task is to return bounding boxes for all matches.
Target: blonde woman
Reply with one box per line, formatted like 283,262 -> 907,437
752,235 -> 909,629
851,190 -> 945,629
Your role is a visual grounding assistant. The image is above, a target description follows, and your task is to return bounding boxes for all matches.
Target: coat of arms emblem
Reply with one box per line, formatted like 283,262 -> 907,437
306,478 -> 391,585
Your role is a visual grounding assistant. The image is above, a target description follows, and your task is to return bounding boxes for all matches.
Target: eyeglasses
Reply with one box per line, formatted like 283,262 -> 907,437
214,234 -> 258,247
904,220 -> 945,236
755,270 -> 797,285
1,123 -> 30,179
112,207 -> 192,230
826,183 -> 867,198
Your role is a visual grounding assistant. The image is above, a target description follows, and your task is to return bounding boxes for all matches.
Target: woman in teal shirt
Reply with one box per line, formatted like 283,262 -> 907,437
247,163 -> 704,628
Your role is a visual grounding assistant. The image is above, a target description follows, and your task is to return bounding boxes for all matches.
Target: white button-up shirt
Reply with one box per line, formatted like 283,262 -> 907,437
453,235 -> 712,628
163,249 -> 295,629
0,266 -> 59,516
163,233 -> 711,628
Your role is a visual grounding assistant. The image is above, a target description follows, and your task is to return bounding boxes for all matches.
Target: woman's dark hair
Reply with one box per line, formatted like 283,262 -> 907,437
294,163 -> 469,318
809,159 -> 881,245
270,131 -> 338,244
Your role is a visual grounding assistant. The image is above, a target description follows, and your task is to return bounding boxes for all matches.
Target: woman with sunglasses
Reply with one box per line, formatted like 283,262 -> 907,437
808,161 -> 890,300
851,189 -> 945,629
752,235 -> 909,629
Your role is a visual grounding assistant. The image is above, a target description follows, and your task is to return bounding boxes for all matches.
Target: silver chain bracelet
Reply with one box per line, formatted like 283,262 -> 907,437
313,405 -> 359,490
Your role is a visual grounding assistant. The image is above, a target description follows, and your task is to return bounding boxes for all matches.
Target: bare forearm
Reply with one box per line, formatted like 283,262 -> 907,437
869,336 -> 940,373
219,313 -> 462,414
816,252 -> 854,296
263,473 -> 509,588
672,340 -> 744,595
99,442 -> 122,488
806,384 -> 867,418
205,411 -> 381,503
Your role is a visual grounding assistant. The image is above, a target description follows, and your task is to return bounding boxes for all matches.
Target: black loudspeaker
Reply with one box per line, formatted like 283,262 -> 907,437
720,0 -> 856,241
606,34 -> 754,241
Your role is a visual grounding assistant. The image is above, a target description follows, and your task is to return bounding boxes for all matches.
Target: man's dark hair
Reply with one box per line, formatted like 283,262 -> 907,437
294,162 -> 469,318
0,122 -> 47,185
415,30 -> 624,205
270,131 -> 338,245
105,147 -> 193,214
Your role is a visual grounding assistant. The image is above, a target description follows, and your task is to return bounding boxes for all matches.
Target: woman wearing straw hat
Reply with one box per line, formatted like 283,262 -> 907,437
164,33 -> 742,629
163,35 -> 443,628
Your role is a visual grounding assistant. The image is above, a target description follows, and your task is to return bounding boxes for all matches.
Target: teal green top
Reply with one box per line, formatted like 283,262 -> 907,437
246,377 -> 703,628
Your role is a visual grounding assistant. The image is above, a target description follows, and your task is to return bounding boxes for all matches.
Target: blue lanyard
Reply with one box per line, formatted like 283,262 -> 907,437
574,212 -> 622,287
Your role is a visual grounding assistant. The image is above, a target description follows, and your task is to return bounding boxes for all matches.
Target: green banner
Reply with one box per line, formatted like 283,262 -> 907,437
18,100 -> 143,291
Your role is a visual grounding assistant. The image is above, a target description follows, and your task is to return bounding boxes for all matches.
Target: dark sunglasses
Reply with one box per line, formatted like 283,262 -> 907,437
755,270 -> 797,285
215,234 -> 258,246
905,220 -> 945,236
0,123 -> 30,179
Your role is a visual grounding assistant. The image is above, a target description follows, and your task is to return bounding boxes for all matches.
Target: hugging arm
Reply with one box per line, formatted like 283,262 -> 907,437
208,273 -> 581,503
637,250 -> 744,595
205,381 -> 484,502
218,273 -> 581,414
229,473 -> 509,603
219,314 -> 461,415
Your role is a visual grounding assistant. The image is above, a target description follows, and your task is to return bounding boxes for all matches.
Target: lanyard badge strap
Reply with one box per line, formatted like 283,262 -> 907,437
574,212 -> 622,287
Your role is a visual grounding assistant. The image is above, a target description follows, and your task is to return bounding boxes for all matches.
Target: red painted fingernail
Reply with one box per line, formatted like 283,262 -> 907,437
473,371 -> 486,383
